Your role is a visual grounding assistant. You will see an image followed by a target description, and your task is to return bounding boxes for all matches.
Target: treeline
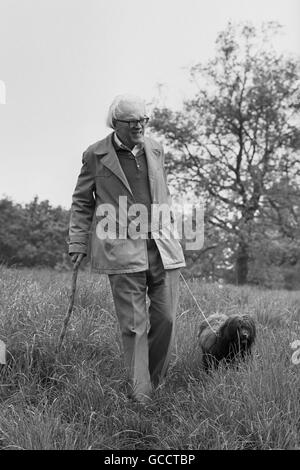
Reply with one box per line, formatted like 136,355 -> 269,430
0,196 -> 300,288
182,230 -> 300,290
0,196 -> 71,270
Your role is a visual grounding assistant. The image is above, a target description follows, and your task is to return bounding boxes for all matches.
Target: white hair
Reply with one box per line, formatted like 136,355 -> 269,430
106,94 -> 147,129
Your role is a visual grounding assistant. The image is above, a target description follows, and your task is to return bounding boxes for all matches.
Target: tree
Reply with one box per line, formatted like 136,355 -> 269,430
150,22 -> 300,284
0,196 -> 71,268
0,198 -> 25,263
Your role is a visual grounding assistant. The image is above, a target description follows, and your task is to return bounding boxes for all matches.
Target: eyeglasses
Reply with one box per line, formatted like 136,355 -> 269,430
115,117 -> 149,128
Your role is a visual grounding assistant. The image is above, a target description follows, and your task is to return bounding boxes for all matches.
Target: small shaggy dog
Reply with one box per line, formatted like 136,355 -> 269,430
198,313 -> 256,371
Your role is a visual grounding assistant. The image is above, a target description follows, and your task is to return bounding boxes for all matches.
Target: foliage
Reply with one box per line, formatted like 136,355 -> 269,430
150,22 -> 300,285
0,196 -> 71,268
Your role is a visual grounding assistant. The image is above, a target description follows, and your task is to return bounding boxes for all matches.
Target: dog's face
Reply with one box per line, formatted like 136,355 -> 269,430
199,313 -> 257,370
222,315 -> 256,351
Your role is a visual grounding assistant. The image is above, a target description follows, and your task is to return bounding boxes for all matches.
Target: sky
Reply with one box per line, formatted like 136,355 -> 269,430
0,0 -> 299,209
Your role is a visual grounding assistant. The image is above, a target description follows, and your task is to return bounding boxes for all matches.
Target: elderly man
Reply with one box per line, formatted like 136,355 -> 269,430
69,94 -> 185,404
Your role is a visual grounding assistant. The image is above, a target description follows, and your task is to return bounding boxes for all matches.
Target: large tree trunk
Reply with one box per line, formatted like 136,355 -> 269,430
235,241 -> 249,285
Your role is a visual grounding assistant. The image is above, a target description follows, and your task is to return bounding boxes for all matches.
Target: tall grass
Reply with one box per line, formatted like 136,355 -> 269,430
0,265 -> 299,450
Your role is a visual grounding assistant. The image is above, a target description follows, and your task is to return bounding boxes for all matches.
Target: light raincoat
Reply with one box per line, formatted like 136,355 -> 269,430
69,133 -> 186,274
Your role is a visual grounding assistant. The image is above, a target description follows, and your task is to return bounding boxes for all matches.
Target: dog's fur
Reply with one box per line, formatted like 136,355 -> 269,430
198,313 -> 256,371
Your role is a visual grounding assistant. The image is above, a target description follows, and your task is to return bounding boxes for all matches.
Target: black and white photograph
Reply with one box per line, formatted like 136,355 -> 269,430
0,0 -> 299,454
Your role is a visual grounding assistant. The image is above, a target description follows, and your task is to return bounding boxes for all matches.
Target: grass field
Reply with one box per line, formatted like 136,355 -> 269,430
0,264 -> 299,450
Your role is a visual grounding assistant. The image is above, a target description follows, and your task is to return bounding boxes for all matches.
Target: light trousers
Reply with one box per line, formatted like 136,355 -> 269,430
108,238 -> 180,401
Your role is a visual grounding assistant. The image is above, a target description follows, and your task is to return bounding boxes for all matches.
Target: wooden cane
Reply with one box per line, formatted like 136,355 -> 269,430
56,256 -> 82,353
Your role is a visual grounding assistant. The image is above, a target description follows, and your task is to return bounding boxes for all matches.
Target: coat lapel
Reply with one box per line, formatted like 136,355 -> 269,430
93,133 -> 162,201
94,134 -> 134,197
144,137 -> 161,201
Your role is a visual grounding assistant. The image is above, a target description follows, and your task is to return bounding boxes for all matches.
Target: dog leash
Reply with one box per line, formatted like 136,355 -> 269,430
180,272 -> 215,333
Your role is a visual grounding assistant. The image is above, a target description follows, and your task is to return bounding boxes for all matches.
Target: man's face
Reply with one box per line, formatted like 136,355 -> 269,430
114,102 -> 148,149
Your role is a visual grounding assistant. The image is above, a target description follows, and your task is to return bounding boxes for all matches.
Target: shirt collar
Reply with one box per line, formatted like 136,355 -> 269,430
113,132 -> 144,157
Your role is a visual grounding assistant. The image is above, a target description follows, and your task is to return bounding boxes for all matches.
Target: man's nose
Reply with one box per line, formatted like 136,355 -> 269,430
133,120 -> 143,129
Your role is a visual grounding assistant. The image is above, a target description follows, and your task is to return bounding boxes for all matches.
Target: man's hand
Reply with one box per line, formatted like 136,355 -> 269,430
70,253 -> 86,265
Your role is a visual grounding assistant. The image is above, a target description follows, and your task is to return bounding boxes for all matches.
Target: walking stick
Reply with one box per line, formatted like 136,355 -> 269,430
56,256 -> 82,353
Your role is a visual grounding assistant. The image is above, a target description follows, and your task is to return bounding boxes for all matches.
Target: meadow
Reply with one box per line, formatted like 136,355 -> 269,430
0,264 -> 299,450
